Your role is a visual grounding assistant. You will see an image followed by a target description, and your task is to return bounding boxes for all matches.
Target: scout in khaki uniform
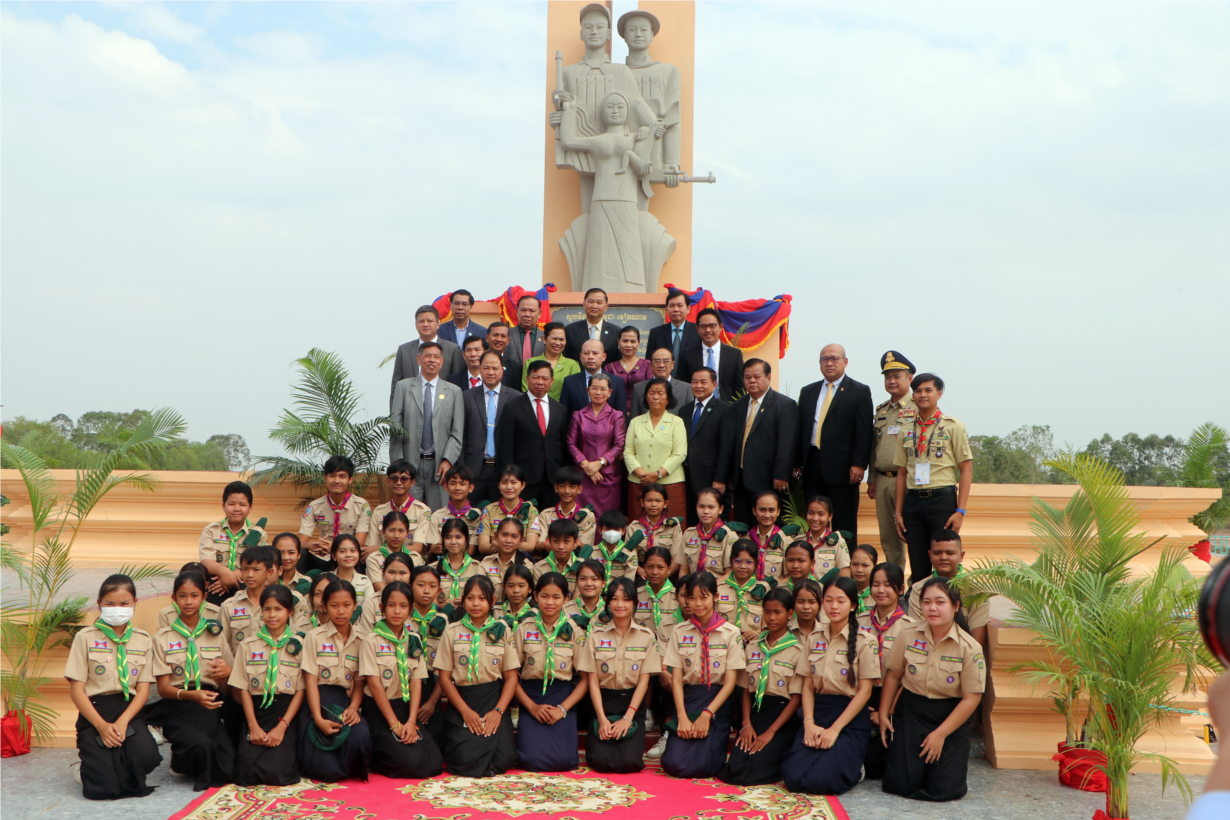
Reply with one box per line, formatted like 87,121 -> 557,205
365,510 -> 426,592
635,547 -> 679,633
512,571 -> 590,772
480,517 -> 534,602
905,531 -> 990,649
152,571 -> 234,791
433,575 -> 521,778
359,551 -> 416,633
366,459 -> 432,558
562,560 -> 607,636
880,577 -> 986,802
476,487 -> 538,556
780,576 -> 881,796
157,600 -> 222,631
532,518 -> 587,588
747,490 -> 802,582
661,573 -> 747,779
298,455 -> 371,573
415,496 -> 483,558
358,580 -> 445,779
65,577 -> 161,801
801,495 -> 850,583
436,518 -> 485,606
859,560 -> 911,779
406,565 -> 451,747
228,585 -> 306,787
625,501 -> 686,577
579,576 -> 662,774
220,547 -> 279,654
198,480 -> 269,604
591,510 -> 641,582
716,540 -> 776,641
892,373 -> 973,585
298,579 -> 371,783
527,492 -> 598,553
718,586 -> 805,786
681,487 -> 742,576
869,351 -> 916,570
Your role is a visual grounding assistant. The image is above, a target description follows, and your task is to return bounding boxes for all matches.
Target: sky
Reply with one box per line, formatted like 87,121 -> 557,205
2,1 -> 1227,463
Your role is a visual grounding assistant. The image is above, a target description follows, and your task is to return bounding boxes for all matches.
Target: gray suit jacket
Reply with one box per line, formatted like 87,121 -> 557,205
630,378 -> 693,418
389,338 -> 464,404
390,376 -> 464,467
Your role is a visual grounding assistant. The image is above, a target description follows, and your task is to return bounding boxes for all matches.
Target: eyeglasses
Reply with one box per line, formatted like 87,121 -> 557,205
698,322 -> 720,330
819,356 -> 844,364
732,558 -> 756,567
389,476 -> 413,484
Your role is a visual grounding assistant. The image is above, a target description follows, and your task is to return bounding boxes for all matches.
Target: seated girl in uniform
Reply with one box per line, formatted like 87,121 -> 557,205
405,565 -> 449,746
879,577 -> 985,802
299,578 -> 373,782
580,576 -> 661,773
229,585 -> 305,786
152,570 -> 233,791
513,572 -> 589,771
359,551 -> 415,631
477,464 -> 538,555
296,572 -> 336,634
330,534 -> 374,611
481,518 -> 533,602
359,580 -> 444,779
803,496 -> 850,581
848,544 -> 878,615
367,511 -> 421,593
437,519 -> 483,607
626,484 -> 685,579
497,563 -> 537,626
748,491 -> 799,582
718,587 -> 804,786
716,540 -> 774,644
65,574 -> 161,800
782,577 -> 879,795
563,559 -> 607,635
681,488 -> 739,577
860,561 -> 909,779
646,570 -> 691,761
790,579 -> 824,639
433,575 -> 521,777
661,571 -> 746,778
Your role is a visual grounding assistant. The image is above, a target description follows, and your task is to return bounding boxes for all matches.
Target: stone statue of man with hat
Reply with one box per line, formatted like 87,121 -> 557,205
619,9 -> 682,210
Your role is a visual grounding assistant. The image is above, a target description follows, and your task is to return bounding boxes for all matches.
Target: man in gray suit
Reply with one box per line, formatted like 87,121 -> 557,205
461,350 -> 521,505
630,347 -> 692,417
389,305 -> 464,403
390,342 -> 464,511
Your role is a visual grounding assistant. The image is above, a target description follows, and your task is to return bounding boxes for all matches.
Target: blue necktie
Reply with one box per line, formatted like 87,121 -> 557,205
691,400 -> 704,435
485,390 -> 498,458
705,347 -> 717,398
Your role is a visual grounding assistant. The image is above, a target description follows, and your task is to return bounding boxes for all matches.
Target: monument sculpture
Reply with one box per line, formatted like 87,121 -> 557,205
551,4 -> 713,294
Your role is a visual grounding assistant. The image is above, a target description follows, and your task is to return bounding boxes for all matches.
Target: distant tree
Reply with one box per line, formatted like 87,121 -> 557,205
1080,432 -> 1185,486
1157,422 -> 1230,537
970,425 -> 1070,484
207,434 -> 252,471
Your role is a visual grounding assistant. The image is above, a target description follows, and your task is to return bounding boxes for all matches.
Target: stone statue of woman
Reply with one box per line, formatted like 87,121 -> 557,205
560,91 -> 652,292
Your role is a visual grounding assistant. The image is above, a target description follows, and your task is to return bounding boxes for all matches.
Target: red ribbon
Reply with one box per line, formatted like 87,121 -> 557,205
328,493 -> 352,537
689,610 -> 728,686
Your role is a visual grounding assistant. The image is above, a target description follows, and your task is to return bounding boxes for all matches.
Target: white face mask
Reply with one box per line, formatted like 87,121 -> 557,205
601,530 -> 622,545
99,607 -> 135,626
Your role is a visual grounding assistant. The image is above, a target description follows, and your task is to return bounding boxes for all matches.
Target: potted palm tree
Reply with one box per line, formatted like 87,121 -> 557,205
961,452 -> 1213,819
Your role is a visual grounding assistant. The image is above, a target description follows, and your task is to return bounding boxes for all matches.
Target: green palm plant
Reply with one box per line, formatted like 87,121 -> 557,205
1158,422 -> 1229,537
251,349 -> 404,499
1,410 -> 183,743
961,452 -> 1211,817
781,477 -> 808,531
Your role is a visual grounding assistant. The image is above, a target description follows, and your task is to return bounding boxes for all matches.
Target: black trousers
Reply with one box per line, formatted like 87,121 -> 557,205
470,461 -> 500,508
802,453 -> 861,544
523,479 -> 557,511
902,487 -> 958,584
732,479 -> 761,527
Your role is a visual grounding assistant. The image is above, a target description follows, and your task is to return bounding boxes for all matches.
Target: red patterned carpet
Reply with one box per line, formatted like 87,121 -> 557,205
168,761 -> 849,820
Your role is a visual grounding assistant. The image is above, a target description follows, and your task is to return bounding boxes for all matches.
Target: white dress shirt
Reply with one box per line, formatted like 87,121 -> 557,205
811,375 -> 844,446
530,394 -> 551,427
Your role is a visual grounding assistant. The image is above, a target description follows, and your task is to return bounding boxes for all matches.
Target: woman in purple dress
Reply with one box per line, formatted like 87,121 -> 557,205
567,372 -> 628,516
603,326 -> 653,414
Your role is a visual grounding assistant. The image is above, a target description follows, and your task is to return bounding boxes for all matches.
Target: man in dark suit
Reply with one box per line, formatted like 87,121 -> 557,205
390,305 -> 464,404
560,339 -> 627,413
447,336 -> 488,392
630,347 -> 691,417
646,289 -> 701,379
679,307 -> 744,402
437,289 -> 487,348
564,288 -> 621,362
794,343 -> 874,541
461,350 -> 521,504
678,365 -> 736,524
730,359 -> 798,525
507,295 -> 545,373
496,359 -> 570,508
484,321 -> 523,391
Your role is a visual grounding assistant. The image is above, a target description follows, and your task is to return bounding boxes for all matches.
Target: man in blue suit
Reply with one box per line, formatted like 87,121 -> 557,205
437,289 -> 487,347
560,339 -> 626,414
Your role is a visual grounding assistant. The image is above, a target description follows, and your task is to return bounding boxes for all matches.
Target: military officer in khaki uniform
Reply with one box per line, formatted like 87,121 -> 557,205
892,374 -> 973,584
868,351 -> 916,569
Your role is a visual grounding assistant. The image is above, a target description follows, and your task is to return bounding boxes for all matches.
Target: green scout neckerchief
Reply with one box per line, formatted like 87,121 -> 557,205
442,554 -> 474,596
535,613 -> 573,692
256,625 -> 292,708
858,585 -> 872,615
574,599 -> 603,636
460,615 -> 500,683
724,574 -> 758,628
94,621 -> 134,700
502,600 -> 535,628
170,617 -> 209,689
597,540 -> 631,581
373,620 -> 423,701
753,632 -> 800,710
411,605 -> 438,637
645,580 -> 674,631
546,551 -> 579,577
220,518 -> 251,571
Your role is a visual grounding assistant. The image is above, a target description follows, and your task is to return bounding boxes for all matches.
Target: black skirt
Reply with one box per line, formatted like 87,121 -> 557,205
782,693 -> 871,795
75,693 -> 162,801
441,679 -> 518,778
161,692 -> 234,791
233,694 -> 300,787
864,685 -> 888,779
661,683 -> 733,779
586,687 -> 647,774
296,685 -> 372,783
417,674 -> 450,747
516,679 -> 580,772
361,697 -> 444,779
882,689 -> 972,802
718,693 -> 800,786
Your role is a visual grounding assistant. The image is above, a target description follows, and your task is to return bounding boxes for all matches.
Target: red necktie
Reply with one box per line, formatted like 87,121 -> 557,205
535,398 -> 547,435
522,329 -> 533,362
471,376 -> 480,388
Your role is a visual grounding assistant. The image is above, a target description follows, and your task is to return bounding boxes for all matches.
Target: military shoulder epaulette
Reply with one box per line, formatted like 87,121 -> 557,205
486,621 -> 507,642
750,579 -> 775,601
625,530 -> 646,551
569,613 -> 591,631
428,614 -> 450,637
286,637 -> 303,656
465,507 -> 484,522
782,523 -> 802,537
558,620 -> 575,641
825,532 -> 842,547
664,516 -> 681,528
406,633 -> 424,659
204,619 -> 223,636
241,517 -> 269,547
576,545 -> 594,562
726,521 -> 750,535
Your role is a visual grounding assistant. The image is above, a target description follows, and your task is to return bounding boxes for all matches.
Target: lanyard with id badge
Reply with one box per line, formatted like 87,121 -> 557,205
913,412 -> 944,486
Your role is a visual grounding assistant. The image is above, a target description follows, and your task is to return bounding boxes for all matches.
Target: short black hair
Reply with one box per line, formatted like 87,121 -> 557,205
584,287 -> 608,301
381,580 -> 414,610
542,321 -> 566,339
912,372 -> 944,392
527,359 -> 554,377
480,350 -> 504,367
665,289 -> 690,306
387,459 -> 415,478
240,545 -> 277,570
260,584 -> 295,612
271,532 -> 301,552
643,377 -> 676,409
444,463 -> 475,484
852,543 -> 879,564
415,304 -> 440,320
462,336 -> 489,351
330,534 -> 360,557
696,307 -> 721,326
323,455 -> 355,477
451,289 -> 474,306
743,358 -> 771,377
517,294 -> 541,307
499,463 -> 526,483
487,321 -> 510,332
535,571 -> 569,598
692,366 -> 717,383
932,529 -> 962,549
546,517 -> 580,541
441,517 -> 471,542
418,341 -> 443,356
597,509 -> 627,530
554,466 -> 584,486
618,325 -> 640,341
223,480 -> 253,505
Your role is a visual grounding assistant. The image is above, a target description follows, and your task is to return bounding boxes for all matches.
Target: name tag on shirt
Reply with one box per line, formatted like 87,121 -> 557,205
887,425 -> 900,435
915,462 -> 931,485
